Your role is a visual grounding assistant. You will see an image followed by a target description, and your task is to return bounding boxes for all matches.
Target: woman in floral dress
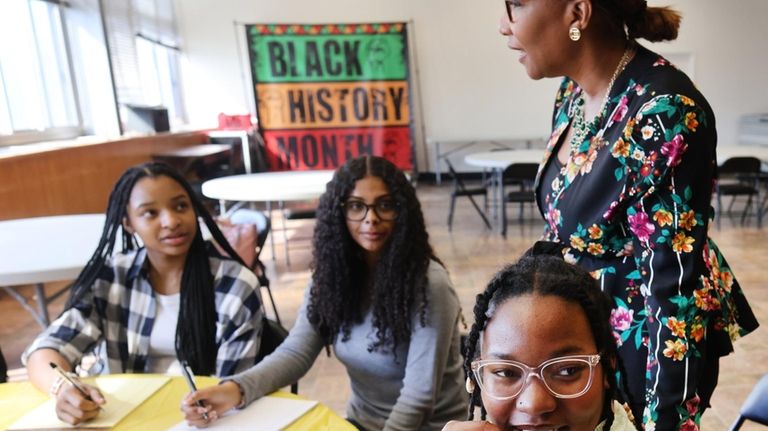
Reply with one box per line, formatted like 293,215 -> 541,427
499,0 -> 758,429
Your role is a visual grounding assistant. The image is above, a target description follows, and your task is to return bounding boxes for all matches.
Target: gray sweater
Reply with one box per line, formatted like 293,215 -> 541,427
230,260 -> 466,431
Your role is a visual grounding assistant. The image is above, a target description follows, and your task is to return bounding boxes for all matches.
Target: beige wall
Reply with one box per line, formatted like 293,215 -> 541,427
176,0 -> 768,171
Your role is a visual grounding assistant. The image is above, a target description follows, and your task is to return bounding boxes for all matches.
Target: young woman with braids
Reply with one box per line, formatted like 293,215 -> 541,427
23,162 -> 264,425
181,155 -> 466,430
443,246 -> 636,431
498,1 -> 759,428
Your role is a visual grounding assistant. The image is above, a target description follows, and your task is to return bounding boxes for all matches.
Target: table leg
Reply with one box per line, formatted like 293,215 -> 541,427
266,201 -> 276,261
279,201 -> 291,267
1,285 -> 49,328
33,283 -> 51,326
497,168 -> 504,235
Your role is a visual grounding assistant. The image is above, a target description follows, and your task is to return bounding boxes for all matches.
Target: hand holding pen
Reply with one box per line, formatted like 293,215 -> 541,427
180,363 -> 246,428
181,360 -> 213,425
49,362 -> 105,425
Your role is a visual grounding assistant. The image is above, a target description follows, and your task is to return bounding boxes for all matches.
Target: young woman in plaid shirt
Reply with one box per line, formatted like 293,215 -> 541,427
23,162 -> 264,425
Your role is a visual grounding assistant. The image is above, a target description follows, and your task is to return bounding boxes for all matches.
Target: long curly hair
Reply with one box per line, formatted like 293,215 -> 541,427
307,155 -> 440,353
463,243 -> 620,429
66,162 -> 247,376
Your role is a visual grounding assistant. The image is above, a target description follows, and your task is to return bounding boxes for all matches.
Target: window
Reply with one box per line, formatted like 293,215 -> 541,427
135,35 -> 185,126
0,0 -> 81,145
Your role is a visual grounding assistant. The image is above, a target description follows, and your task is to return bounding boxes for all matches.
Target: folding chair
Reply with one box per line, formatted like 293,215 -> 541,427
256,317 -> 298,394
0,345 -> 7,383
444,158 -> 492,231
500,163 -> 538,237
225,208 -> 282,326
716,157 -> 762,228
729,373 -> 768,430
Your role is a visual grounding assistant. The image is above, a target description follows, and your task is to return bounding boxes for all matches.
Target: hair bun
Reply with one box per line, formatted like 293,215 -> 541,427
524,241 -> 566,258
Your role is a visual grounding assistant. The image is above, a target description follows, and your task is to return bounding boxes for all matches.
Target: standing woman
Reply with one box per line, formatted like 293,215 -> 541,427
182,155 -> 466,431
499,1 -> 759,429
24,162 -> 264,425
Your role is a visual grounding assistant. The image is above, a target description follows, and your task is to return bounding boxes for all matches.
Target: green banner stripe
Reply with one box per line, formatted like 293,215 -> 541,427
249,33 -> 407,83
249,23 -> 405,36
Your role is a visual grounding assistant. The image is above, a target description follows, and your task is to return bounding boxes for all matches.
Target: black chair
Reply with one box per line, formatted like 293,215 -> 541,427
716,157 -> 762,228
0,345 -> 8,383
500,163 -> 539,237
729,373 -> 768,430
444,158 -> 492,231
228,208 -> 282,325
256,317 -> 298,394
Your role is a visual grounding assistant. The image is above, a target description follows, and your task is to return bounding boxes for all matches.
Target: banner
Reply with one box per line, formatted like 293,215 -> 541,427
246,23 -> 414,171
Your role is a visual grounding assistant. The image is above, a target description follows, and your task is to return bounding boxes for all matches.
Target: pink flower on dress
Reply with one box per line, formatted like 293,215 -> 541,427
679,419 -> 699,431
610,307 -> 634,331
612,96 -> 629,122
686,395 -> 701,416
603,200 -> 620,221
661,134 -> 688,167
629,211 -> 656,243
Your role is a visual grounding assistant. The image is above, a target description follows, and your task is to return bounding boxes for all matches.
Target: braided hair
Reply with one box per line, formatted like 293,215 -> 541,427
463,242 -> 619,429
307,155 -> 440,354
65,162 -> 247,376
593,0 -> 682,42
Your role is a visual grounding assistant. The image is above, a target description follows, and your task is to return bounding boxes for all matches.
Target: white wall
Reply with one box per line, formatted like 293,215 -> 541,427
176,0 -> 768,171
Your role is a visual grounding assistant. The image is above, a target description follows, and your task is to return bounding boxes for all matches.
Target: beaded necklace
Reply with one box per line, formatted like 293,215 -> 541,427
569,46 -> 634,152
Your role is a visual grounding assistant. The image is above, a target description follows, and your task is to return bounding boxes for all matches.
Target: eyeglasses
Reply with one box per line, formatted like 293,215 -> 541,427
341,199 -> 399,221
471,354 -> 601,400
504,0 -> 517,23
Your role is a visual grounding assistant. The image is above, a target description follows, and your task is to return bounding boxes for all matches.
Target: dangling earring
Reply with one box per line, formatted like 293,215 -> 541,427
569,26 -> 581,41
465,377 -> 476,393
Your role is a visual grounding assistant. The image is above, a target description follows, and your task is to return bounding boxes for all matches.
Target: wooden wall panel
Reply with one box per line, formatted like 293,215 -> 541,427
0,132 -> 208,220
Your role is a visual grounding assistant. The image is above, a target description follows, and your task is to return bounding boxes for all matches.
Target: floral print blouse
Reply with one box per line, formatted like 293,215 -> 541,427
535,44 -> 758,430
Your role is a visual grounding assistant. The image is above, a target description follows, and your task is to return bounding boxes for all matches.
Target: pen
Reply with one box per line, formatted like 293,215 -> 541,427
49,362 -> 100,407
181,360 -> 209,421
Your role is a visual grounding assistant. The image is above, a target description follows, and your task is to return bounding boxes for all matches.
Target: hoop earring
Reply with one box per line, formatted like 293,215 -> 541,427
569,26 -> 581,41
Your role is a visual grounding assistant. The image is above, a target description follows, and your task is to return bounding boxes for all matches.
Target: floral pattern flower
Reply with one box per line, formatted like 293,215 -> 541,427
666,317 -> 686,337
612,138 -> 631,158
629,211 -> 655,243
663,339 -> 688,361
679,210 -> 697,231
611,307 -> 634,331
588,224 -> 603,240
672,232 -> 695,253
661,134 -> 688,168
653,209 -> 674,227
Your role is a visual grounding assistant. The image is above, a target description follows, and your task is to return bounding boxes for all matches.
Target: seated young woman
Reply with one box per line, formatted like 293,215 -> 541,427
443,243 -> 637,431
181,155 -> 466,430
23,162 -> 264,425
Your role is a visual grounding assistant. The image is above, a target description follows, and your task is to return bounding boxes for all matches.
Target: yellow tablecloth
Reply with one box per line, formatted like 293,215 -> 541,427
0,374 -> 356,430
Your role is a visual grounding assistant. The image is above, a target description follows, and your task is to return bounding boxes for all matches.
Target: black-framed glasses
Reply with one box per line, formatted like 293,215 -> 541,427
341,199 -> 399,221
471,354 -> 601,400
504,0 -> 517,23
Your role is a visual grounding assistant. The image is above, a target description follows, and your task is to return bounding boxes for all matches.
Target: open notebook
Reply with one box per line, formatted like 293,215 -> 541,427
8,375 -> 170,430
168,395 -> 318,431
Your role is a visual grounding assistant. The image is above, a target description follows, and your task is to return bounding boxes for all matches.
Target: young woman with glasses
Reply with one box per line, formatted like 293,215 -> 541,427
182,155 -> 466,430
443,245 -> 636,431
498,1 -> 759,429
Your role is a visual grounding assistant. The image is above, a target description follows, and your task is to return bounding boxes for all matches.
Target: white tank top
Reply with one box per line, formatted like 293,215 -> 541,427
147,291 -> 182,375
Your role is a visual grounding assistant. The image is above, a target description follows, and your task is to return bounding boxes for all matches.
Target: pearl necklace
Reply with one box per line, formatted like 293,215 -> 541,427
569,46 -> 634,152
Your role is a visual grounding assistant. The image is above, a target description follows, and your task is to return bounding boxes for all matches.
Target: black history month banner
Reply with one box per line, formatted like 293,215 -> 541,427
246,22 -> 414,171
